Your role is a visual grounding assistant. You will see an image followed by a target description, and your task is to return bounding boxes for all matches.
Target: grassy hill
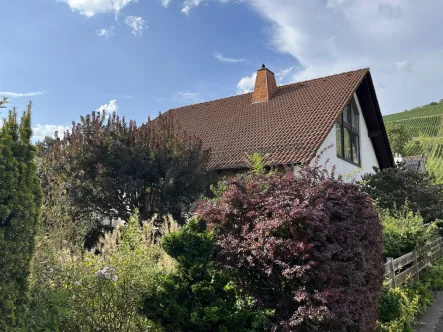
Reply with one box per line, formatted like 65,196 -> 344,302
383,102 -> 443,183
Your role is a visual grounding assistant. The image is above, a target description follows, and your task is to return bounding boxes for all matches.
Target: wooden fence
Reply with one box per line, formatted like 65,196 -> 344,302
384,237 -> 443,287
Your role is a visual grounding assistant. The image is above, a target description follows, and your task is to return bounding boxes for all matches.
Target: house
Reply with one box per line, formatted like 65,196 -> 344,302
394,154 -> 427,173
167,65 -> 394,178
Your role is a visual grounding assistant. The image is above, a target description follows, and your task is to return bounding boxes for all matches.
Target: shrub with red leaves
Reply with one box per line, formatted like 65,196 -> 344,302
197,166 -> 383,331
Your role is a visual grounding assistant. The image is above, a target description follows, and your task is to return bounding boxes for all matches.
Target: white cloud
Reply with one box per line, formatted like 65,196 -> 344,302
175,91 -> 201,103
158,0 -> 235,15
96,99 -> 118,114
276,66 -> 296,83
0,91 -> 47,98
60,0 -> 137,17
181,0 -> 205,15
214,52 -> 246,64
160,0 -> 171,7
241,0 -> 443,114
124,16 -> 148,36
97,26 -> 115,39
33,124 -> 70,141
236,72 -> 256,94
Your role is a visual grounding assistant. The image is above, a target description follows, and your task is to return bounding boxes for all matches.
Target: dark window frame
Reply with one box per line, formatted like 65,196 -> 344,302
336,97 -> 361,166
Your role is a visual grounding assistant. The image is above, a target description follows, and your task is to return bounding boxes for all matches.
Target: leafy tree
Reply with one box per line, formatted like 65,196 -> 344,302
0,100 -> 43,330
385,122 -> 412,155
38,111 -> 211,229
361,166 -> 443,224
141,217 -> 271,331
198,166 -> 384,331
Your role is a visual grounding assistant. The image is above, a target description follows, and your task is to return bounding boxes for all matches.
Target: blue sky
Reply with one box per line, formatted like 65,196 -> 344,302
1,0 -> 442,141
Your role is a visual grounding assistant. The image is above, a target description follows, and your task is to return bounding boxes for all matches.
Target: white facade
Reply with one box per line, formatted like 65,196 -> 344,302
311,93 -> 379,180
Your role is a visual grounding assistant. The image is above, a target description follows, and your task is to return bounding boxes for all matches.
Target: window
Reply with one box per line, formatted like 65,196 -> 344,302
336,98 -> 360,165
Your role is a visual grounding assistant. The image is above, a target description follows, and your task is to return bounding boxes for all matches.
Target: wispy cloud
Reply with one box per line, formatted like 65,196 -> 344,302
244,0 -> 443,114
96,99 -> 119,114
179,0 -> 235,14
160,0 -> 171,8
276,66 -> 297,82
124,16 -> 148,36
60,0 -> 137,17
181,0 -> 205,15
97,26 -> 115,39
214,52 -> 246,64
175,91 -> 201,103
33,124 -> 70,141
0,91 -> 47,98
236,72 -> 256,94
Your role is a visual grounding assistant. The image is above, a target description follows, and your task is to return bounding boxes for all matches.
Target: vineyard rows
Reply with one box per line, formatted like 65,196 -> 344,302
384,103 -> 443,122
386,115 -> 442,138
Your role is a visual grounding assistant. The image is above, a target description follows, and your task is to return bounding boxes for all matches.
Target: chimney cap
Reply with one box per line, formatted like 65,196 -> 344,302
252,64 -> 278,103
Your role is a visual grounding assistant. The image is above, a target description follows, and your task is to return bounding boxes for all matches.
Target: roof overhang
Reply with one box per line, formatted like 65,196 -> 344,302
355,72 -> 395,169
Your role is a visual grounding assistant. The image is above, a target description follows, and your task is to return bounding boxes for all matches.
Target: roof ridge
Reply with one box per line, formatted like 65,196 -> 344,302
167,68 -> 369,112
277,67 -> 369,89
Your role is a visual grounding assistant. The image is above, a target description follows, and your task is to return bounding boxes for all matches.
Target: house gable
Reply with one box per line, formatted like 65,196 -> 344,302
166,67 -> 394,173
314,93 -> 380,178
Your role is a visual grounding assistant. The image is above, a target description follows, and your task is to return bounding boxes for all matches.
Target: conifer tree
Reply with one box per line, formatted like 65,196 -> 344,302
0,99 -> 42,330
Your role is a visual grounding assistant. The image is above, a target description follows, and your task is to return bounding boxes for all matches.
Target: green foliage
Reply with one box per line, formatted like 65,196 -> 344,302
381,209 -> 438,258
378,259 -> 443,331
385,122 -> 413,155
362,166 -> 443,224
405,137 -> 443,184
245,152 -> 267,174
27,210 -> 170,331
0,100 -> 43,330
142,217 -> 271,332
377,286 -> 418,332
384,101 -> 443,185
419,258 -> 443,291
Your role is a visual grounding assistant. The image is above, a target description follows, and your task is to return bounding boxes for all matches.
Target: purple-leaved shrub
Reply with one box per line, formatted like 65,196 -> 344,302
198,165 -> 384,331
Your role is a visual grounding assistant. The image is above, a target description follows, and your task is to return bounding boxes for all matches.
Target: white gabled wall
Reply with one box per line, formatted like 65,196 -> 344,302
309,93 -> 379,180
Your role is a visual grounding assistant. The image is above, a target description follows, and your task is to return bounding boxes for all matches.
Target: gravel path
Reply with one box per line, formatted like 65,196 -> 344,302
415,291 -> 443,332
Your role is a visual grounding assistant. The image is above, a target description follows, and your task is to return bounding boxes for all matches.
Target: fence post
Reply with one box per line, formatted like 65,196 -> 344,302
427,242 -> 432,266
387,257 -> 396,288
439,237 -> 443,258
413,249 -> 419,281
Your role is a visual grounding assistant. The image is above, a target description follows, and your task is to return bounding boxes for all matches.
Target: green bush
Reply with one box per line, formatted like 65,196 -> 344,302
404,280 -> 434,315
378,259 -> 443,331
27,211 -> 169,331
378,286 -> 418,332
141,217 -> 272,331
420,258 -> 443,291
381,209 -> 438,258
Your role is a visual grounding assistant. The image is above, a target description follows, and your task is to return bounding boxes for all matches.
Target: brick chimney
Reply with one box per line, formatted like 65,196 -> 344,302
252,64 -> 278,103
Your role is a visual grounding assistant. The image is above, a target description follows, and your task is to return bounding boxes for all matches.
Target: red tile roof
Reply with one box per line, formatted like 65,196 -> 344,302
168,68 -> 369,170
